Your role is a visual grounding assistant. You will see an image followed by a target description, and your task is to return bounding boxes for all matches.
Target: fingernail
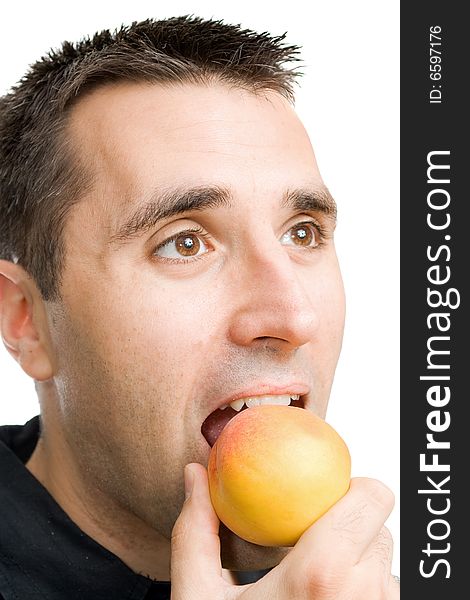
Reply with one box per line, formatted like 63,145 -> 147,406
184,465 -> 194,500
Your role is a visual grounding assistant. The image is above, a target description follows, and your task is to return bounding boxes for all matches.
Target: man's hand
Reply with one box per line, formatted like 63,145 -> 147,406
170,463 -> 400,599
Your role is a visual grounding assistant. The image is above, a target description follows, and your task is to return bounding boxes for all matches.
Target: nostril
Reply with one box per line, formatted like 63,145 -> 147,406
253,336 -> 293,353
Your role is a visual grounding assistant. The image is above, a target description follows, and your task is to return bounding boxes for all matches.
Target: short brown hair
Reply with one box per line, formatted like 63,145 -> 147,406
0,16 -> 301,300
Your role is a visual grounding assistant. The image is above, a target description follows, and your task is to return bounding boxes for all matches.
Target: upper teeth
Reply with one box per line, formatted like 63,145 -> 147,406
219,394 -> 300,412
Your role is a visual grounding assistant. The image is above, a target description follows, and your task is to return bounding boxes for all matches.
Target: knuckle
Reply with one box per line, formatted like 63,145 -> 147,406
296,554 -> 345,599
380,526 -> 394,548
371,527 -> 394,568
307,570 -> 345,599
332,500 -> 368,536
351,570 -> 389,600
354,477 -> 395,512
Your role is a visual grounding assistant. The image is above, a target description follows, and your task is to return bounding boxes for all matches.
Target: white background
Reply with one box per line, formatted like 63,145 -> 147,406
0,0 -> 400,576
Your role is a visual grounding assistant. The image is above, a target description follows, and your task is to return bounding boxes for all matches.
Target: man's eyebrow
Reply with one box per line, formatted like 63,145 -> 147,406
109,185 -> 232,246
282,186 -> 337,221
108,183 -> 337,247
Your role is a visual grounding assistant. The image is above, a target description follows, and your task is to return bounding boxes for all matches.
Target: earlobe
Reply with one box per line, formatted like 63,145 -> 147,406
0,259 -> 54,381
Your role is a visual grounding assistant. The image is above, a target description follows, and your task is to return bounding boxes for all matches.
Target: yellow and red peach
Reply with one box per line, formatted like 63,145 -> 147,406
208,405 -> 351,547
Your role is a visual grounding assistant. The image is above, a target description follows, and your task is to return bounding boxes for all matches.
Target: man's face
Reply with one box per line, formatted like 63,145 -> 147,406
46,82 -> 345,569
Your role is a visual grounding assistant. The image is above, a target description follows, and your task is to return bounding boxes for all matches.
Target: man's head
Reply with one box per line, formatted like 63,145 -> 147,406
0,16 -> 301,301
0,17 -> 345,572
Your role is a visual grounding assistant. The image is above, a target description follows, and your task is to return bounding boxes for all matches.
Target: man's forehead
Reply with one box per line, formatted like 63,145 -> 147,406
65,82 -> 331,241
67,80 -> 307,166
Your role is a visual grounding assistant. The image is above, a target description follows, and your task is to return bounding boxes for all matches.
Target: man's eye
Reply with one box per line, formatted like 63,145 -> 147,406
280,222 -> 320,248
154,230 -> 210,261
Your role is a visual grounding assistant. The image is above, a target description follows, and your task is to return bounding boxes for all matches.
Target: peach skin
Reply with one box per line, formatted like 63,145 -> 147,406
207,405 -> 351,546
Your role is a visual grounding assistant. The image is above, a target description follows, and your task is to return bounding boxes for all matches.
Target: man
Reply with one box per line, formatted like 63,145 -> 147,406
0,16 -> 399,599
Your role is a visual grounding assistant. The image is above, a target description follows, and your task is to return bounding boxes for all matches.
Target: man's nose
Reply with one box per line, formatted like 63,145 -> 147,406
228,247 -> 319,351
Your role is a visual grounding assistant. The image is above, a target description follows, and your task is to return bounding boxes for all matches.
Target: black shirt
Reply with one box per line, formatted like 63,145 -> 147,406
0,416 -> 171,599
0,417 -> 269,599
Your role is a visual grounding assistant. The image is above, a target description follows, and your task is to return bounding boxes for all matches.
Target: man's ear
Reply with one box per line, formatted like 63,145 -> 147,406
0,259 -> 54,381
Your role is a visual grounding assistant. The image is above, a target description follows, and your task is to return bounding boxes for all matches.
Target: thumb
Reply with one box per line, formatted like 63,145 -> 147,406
170,463 -> 224,597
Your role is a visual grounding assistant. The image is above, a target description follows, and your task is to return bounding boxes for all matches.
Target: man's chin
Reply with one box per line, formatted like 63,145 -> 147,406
219,523 -> 290,571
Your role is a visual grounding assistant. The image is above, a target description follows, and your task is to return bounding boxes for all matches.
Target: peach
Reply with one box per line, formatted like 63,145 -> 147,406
207,405 -> 351,547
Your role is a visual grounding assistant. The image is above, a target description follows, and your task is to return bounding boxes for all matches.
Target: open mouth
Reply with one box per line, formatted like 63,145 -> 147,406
201,394 -> 305,447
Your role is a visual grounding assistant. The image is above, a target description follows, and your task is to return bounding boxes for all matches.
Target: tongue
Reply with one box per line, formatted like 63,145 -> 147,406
201,406 -> 243,447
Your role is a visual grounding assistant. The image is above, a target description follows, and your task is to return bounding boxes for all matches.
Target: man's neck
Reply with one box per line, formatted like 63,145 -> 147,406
25,429 -> 172,581
25,422 -> 239,585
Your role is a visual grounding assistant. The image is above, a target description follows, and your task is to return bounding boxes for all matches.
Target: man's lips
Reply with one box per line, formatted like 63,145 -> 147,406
201,385 -> 309,447
205,384 -> 310,416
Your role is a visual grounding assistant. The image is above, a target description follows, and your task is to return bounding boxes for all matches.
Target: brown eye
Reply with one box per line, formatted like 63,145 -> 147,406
281,223 -> 318,248
154,229 -> 210,261
175,233 -> 200,256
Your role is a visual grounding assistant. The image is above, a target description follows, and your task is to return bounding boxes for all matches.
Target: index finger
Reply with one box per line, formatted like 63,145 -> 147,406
292,478 -> 395,570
